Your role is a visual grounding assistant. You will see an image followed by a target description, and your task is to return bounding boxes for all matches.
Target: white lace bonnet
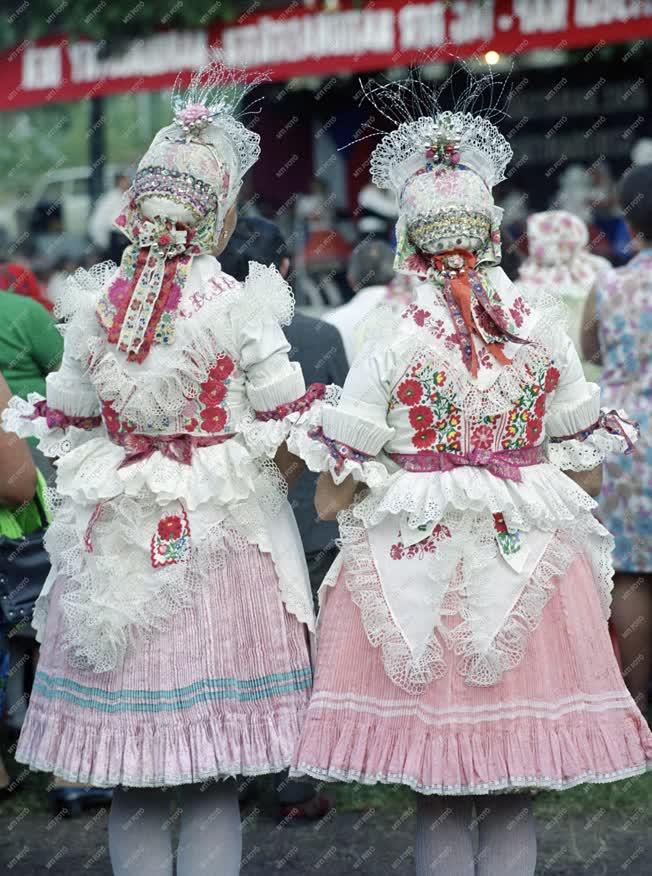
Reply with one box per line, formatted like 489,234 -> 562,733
365,72 -> 513,270
128,62 -> 264,241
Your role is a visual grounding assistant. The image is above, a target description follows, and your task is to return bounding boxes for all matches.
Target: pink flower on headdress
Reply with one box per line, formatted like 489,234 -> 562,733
177,103 -> 213,128
115,213 -> 127,227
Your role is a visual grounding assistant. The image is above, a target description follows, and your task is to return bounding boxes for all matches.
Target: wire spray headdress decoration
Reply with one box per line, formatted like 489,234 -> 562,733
105,61 -> 267,363
357,64 -> 530,376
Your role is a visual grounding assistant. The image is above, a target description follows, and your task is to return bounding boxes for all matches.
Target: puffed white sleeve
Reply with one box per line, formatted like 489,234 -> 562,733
545,334 -> 638,471
288,342 -> 396,488
1,267 -> 108,458
235,262 -> 336,457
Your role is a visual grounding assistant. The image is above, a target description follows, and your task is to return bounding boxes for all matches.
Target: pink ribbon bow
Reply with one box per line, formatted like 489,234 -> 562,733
116,432 -> 234,468
597,410 -> 639,454
30,400 -> 102,431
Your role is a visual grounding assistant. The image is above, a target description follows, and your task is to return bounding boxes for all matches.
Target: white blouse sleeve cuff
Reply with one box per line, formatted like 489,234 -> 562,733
545,383 -> 600,437
287,403 -> 393,489
1,393 -> 104,459
547,405 -> 639,471
246,363 -> 306,412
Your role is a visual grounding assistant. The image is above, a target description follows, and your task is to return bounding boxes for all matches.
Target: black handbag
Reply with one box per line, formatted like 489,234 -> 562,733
0,492 -> 51,628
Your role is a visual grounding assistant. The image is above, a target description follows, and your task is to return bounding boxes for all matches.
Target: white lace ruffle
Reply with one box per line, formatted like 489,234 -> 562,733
351,460 -> 597,534
287,415 -> 391,490
337,507 -> 614,692
1,394 -> 104,459
547,409 -> 639,472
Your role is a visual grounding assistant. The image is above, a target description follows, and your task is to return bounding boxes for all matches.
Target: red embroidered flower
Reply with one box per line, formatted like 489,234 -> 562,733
397,379 -> 423,406
158,516 -> 183,540
544,366 -> 560,393
412,308 -> 431,327
184,418 -> 198,433
101,400 -> 120,434
471,424 -> 494,450
412,427 -> 437,450
390,543 -> 404,560
158,234 -> 171,247
409,405 -> 433,429
199,382 -> 227,406
493,512 -> 508,534
210,356 -> 235,380
534,395 -> 546,419
200,406 -> 227,432
526,418 -> 543,444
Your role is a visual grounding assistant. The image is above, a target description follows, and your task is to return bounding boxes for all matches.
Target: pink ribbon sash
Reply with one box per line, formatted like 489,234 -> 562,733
388,445 -> 544,483
550,409 -> 638,455
113,431 -> 235,468
29,400 -> 102,431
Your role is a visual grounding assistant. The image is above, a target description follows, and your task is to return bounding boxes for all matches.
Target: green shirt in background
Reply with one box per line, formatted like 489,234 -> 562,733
0,292 -> 63,400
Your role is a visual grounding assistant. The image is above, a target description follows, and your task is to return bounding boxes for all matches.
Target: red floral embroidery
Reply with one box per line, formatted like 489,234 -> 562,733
101,400 -> 121,436
396,379 -> 423,406
544,366 -> 560,393
158,515 -> 183,540
471,424 -> 494,450
199,382 -> 227,406
534,395 -> 546,419
408,405 -> 433,429
389,524 -> 452,560
211,356 -> 235,381
526,417 -> 543,444
509,296 -> 529,328
201,406 -> 227,433
493,512 -> 508,534
412,427 -> 438,450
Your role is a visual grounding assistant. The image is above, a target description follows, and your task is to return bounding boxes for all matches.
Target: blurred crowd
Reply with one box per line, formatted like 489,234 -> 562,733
0,152 -> 650,812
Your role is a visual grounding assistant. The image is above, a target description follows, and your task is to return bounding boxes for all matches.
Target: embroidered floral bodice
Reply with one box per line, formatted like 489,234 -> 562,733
289,265 -> 637,693
4,257 -> 321,672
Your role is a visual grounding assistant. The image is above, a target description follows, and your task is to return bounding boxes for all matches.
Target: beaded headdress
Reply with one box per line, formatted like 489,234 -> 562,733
363,70 -> 512,275
361,70 -> 531,377
103,62 -> 265,363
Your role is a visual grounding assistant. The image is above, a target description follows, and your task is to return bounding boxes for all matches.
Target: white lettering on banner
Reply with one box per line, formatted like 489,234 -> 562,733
399,3 -> 446,50
67,31 -> 207,84
223,10 -> 394,67
513,0 -> 569,33
449,0 -> 495,43
575,0 -> 652,27
21,45 -> 62,90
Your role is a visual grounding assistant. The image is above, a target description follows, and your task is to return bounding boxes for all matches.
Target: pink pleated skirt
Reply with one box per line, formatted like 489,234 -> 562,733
292,551 -> 652,794
17,544 -> 312,787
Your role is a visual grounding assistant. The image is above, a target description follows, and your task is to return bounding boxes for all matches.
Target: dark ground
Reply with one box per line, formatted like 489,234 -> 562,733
1,790 -> 650,874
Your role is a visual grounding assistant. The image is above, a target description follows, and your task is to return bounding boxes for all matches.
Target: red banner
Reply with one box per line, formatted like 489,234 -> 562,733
1,0 -> 651,110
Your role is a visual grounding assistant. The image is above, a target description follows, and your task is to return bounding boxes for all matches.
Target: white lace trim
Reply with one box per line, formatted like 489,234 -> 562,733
291,761 -> 652,796
547,411 -> 639,472
336,510 -> 613,692
1,394 -> 104,459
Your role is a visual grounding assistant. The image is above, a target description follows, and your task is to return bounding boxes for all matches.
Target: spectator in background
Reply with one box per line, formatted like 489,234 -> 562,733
517,210 -> 610,381
322,238 -> 396,364
0,372 -> 37,798
89,171 -> 131,263
0,256 -> 53,312
221,215 -> 346,820
582,163 -> 652,715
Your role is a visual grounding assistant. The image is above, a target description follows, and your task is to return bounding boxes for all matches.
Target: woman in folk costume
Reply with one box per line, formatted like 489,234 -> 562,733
3,65 -> 322,875
289,78 -> 652,875
516,209 -> 610,381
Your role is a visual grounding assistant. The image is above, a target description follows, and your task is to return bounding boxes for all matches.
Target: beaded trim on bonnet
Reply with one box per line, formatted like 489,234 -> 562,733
107,62 -> 265,362
364,72 -> 512,275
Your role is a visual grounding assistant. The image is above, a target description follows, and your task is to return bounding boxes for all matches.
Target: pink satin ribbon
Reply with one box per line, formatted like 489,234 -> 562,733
29,400 -> 102,431
113,431 -> 235,468
256,383 -> 326,422
388,445 -> 544,482
550,409 -> 638,455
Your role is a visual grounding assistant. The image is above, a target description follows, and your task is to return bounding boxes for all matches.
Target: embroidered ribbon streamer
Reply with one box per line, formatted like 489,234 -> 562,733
113,431 -> 235,468
388,445 -> 544,483
429,249 -> 530,377
28,400 -> 102,431
308,426 -> 373,475
550,409 -> 639,454
109,217 -> 197,363
256,383 -> 326,422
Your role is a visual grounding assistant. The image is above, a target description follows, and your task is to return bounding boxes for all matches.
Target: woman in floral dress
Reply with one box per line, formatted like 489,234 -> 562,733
289,97 -> 652,875
583,162 -> 652,714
